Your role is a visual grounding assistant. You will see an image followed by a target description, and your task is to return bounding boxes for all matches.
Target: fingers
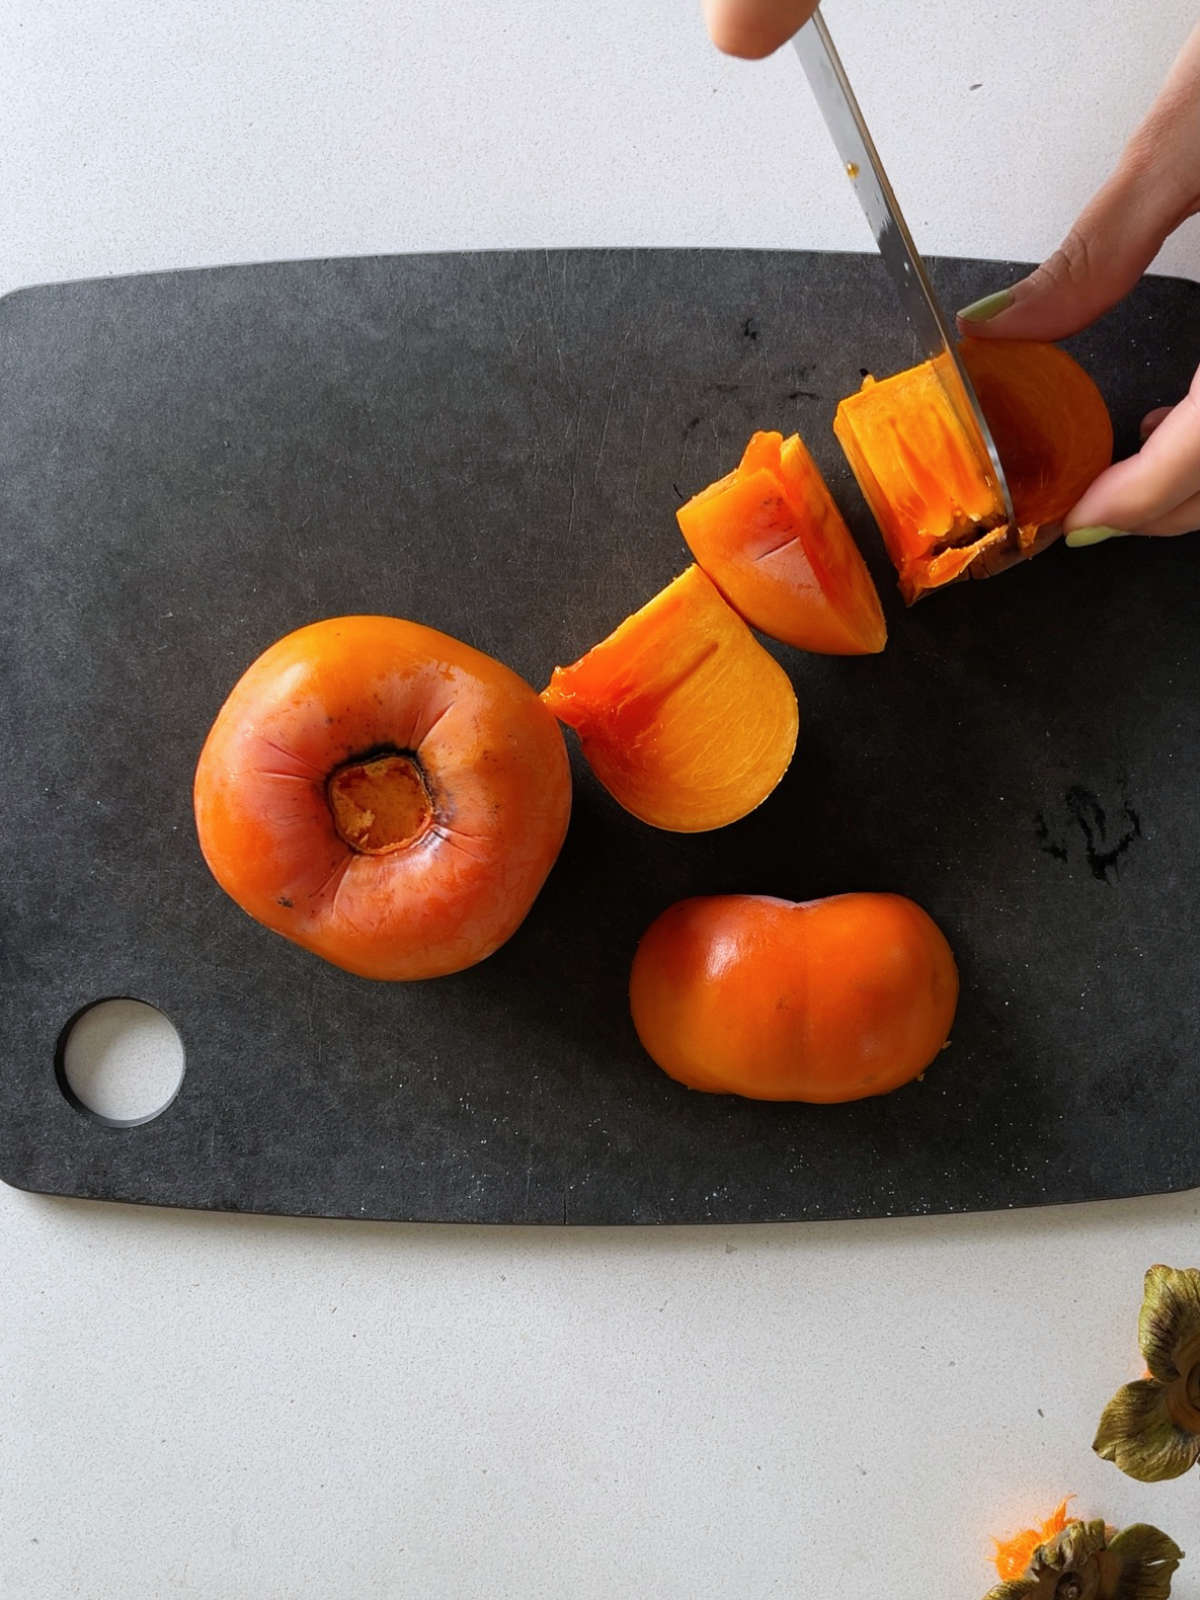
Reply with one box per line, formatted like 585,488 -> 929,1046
702,0 -> 819,58
957,173 -> 1179,340
1064,369 -> 1200,540
1072,487 -> 1200,539
1139,489 -> 1200,538
1141,406 -> 1174,441
957,22 -> 1200,341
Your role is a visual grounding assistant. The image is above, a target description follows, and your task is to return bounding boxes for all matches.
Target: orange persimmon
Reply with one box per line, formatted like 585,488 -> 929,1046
542,566 -> 798,832
194,615 -> 571,980
630,892 -> 959,1102
677,430 -> 887,654
834,340 -> 1113,603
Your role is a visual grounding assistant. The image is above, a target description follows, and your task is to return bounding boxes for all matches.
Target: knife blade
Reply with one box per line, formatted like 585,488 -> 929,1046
793,9 -> 1015,527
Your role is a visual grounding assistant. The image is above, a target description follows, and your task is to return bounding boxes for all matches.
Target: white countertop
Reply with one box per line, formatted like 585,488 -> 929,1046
3,3 -> 1199,1596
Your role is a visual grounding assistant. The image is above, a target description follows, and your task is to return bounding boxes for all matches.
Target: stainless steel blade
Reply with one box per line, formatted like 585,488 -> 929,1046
793,10 -> 1014,525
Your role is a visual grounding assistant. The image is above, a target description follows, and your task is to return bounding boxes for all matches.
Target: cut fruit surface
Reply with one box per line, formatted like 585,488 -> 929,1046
677,430 -> 887,654
835,341 -> 1113,603
542,565 -> 798,832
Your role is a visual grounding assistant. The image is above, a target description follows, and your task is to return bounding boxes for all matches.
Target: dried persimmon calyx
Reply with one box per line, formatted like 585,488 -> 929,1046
1093,1264 -> 1200,1482
983,1517 -> 1183,1600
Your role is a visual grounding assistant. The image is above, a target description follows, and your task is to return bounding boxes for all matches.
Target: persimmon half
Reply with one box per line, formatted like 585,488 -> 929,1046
834,340 -> 1113,603
542,565 -> 798,832
630,892 -> 959,1102
194,615 -> 571,980
677,430 -> 887,654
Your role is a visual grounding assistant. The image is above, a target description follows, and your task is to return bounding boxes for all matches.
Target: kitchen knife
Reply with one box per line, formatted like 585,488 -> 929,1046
793,9 -> 1015,527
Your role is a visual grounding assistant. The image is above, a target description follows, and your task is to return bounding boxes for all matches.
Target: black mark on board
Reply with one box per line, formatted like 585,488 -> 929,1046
1036,786 -> 1143,882
1034,813 -> 1068,863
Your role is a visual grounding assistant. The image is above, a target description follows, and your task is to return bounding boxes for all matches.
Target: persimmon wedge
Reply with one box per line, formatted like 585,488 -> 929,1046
630,892 -> 959,1102
834,340 -> 1113,603
194,615 -> 571,980
542,565 -> 798,832
677,430 -> 887,654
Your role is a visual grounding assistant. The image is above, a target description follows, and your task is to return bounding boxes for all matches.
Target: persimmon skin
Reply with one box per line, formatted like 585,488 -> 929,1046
630,892 -> 959,1102
194,616 -> 571,980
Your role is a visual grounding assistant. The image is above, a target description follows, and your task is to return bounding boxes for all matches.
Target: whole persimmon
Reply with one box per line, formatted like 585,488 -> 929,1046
629,892 -> 958,1102
194,616 -> 571,980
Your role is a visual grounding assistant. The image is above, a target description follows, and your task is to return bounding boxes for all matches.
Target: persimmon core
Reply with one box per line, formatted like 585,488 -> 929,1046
327,752 -> 433,854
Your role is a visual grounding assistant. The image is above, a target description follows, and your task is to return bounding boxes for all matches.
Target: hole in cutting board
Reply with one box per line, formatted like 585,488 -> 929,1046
56,999 -> 185,1126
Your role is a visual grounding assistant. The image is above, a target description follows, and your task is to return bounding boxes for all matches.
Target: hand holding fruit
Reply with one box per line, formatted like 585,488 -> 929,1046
704,4 -> 1200,544
957,23 -> 1200,543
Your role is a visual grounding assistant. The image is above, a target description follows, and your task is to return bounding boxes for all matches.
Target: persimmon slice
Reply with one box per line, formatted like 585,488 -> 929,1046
834,340 -> 1113,603
677,430 -> 886,654
542,566 -> 798,832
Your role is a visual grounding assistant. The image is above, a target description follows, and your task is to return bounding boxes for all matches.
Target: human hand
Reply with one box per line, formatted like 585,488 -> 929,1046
956,24 -> 1200,543
702,0 -> 819,59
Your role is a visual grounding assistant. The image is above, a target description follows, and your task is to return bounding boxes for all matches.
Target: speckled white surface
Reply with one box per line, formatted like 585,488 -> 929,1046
3,3 -> 1199,1597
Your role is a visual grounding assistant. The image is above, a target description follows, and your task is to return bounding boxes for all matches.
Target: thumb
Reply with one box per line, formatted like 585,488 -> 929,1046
956,166 -> 1179,341
957,22 -> 1200,340
703,0 -> 819,58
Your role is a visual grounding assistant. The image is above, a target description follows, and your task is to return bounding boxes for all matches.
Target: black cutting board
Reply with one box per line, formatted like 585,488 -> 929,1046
1,250 -> 1198,1224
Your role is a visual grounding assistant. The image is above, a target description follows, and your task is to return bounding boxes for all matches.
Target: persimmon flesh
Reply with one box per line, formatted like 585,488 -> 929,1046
834,340 -> 1113,603
630,892 -> 959,1102
677,430 -> 887,654
542,565 -> 798,832
194,615 -> 571,980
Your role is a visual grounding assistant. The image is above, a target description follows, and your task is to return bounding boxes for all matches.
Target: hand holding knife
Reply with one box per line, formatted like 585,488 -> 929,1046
791,9 -> 1015,529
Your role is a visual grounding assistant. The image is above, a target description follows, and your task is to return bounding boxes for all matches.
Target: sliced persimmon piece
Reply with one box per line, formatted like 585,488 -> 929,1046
542,565 -> 798,832
677,430 -> 886,655
962,339 -> 1114,535
834,340 -> 1113,604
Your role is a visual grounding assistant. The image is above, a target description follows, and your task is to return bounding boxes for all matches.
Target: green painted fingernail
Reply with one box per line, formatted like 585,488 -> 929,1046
1065,525 -> 1133,548
957,288 -> 1015,323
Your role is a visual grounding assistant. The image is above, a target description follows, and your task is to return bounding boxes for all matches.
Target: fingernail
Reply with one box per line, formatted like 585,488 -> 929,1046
1065,525 -> 1133,548
957,288 -> 1015,324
